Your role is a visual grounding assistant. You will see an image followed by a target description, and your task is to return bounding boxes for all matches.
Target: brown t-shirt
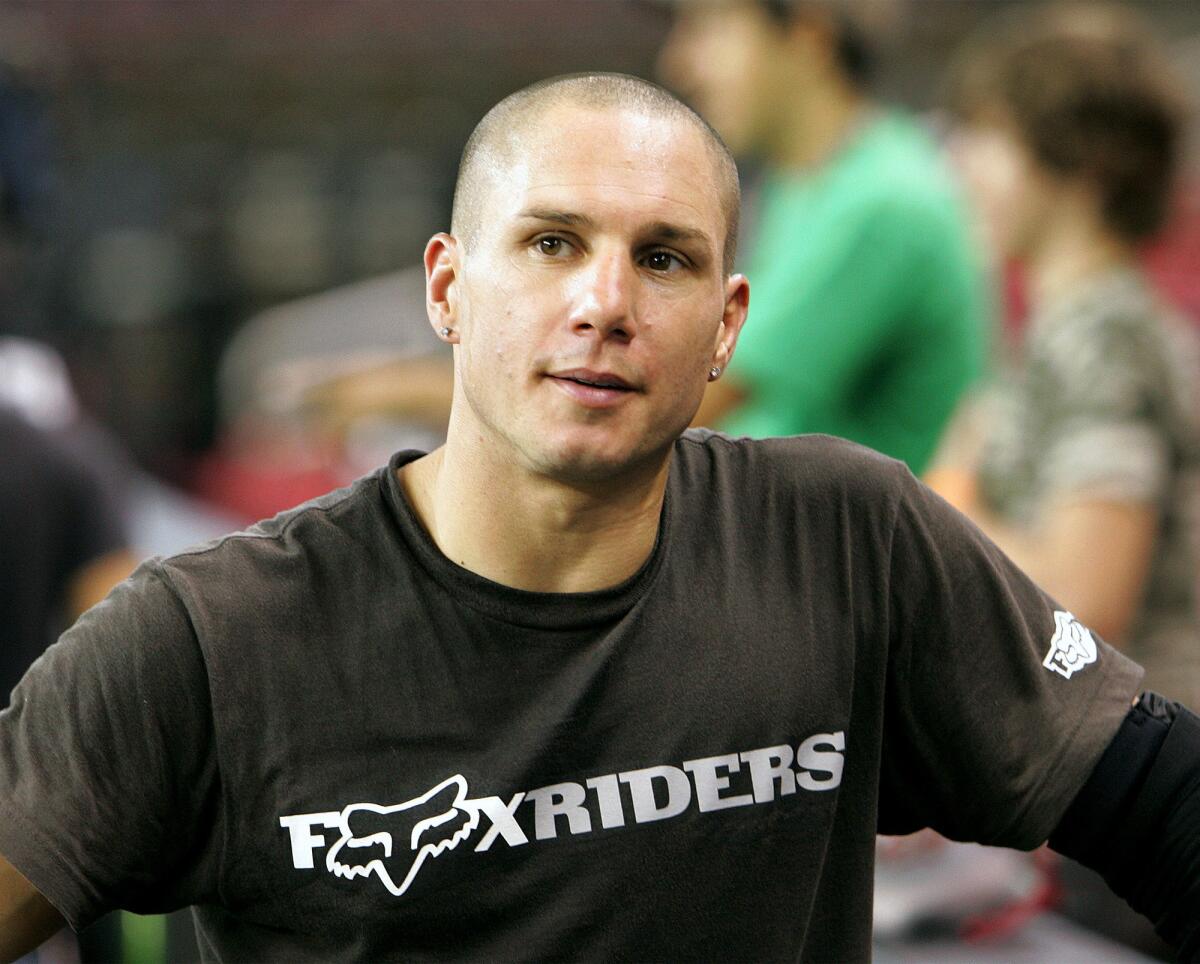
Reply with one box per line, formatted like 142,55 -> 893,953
0,431 -> 1142,961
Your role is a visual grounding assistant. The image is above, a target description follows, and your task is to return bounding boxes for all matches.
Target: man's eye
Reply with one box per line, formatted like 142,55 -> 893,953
644,250 -> 683,272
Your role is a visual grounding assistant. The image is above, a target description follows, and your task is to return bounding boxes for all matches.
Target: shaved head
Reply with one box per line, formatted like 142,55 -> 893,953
451,72 -> 741,273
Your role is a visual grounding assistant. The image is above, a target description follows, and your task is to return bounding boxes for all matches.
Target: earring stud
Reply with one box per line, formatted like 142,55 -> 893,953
439,327 -> 453,338
709,366 -> 722,379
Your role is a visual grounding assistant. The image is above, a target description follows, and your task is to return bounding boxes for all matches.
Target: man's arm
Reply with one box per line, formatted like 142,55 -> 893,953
0,567 -> 222,937
933,485 -> 1157,645
304,356 -> 454,436
0,853 -> 65,961
1048,692 -> 1200,958
928,395 -> 1160,644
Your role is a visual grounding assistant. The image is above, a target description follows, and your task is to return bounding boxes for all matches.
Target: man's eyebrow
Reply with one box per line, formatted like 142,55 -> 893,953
643,221 -> 713,249
515,208 -> 596,228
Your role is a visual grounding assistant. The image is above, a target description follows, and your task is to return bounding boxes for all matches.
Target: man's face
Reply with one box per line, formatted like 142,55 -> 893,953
952,119 -> 1055,263
432,103 -> 747,485
658,2 -> 780,157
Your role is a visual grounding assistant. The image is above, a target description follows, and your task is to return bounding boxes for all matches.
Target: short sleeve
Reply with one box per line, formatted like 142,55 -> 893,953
0,563 -> 222,929
1039,319 -> 1172,504
877,471 -> 1144,848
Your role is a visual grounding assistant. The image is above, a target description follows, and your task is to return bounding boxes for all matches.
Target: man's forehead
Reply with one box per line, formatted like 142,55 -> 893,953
516,102 -> 704,164
487,104 -> 724,224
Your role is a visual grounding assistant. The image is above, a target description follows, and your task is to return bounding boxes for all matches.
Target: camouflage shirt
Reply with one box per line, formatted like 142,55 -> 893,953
978,267 -> 1200,706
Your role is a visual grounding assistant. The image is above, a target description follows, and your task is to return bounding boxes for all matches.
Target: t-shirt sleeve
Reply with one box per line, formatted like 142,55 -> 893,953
1038,320 -> 1172,505
729,194 -> 948,417
877,468 -> 1144,848
0,562 -> 221,929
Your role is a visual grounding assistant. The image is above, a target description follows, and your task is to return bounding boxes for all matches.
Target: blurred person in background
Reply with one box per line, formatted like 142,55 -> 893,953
198,266 -> 445,524
941,0 -> 1198,745
296,321 -> 453,450
934,3 -> 1198,955
656,0 -> 989,474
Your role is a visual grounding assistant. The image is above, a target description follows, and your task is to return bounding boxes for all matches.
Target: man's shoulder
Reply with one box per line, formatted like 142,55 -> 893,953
832,113 -> 967,227
675,429 -> 910,498
854,113 -> 949,185
155,466 -> 393,593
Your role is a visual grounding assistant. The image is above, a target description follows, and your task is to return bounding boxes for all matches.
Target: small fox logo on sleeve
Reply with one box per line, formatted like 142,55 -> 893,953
326,774 -> 479,897
1043,610 -> 1098,679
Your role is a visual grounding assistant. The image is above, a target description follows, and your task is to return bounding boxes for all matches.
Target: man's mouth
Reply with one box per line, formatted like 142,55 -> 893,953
546,369 -> 638,407
548,369 -> 635,391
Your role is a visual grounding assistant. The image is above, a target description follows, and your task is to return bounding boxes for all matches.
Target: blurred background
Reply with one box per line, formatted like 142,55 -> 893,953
0,0 -> 1193,514
0,0 -> 1193,508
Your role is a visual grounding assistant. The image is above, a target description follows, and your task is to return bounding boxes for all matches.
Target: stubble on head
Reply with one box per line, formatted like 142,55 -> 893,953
432,73 -> 747,492
451,72 -> 741,276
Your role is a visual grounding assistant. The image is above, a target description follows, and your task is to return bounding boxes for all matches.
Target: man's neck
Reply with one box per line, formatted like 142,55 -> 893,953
772,83 -> 870,172
1028,214 -> 1133,310
399,437 -> 671,595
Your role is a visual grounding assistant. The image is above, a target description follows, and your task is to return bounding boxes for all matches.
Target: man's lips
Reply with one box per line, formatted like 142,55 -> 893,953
545,369 -> 638,408
547,369 -> 636,390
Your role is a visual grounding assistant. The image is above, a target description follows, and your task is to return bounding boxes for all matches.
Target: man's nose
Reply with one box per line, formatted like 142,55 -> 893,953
567,248 -> 636,342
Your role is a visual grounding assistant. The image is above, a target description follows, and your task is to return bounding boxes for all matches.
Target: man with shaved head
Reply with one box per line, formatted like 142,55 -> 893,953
1,74 -> 1198,960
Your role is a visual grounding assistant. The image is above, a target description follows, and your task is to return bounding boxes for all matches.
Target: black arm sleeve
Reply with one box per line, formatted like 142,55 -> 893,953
1049,692 -> 1200,960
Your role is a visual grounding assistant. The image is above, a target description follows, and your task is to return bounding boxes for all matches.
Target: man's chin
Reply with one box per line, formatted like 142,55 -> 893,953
523,434 -> 673,487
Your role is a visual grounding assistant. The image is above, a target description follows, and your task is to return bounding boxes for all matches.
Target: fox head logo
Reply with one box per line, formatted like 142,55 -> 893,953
1043,610 -> 1097,680
326,774 -> 479,897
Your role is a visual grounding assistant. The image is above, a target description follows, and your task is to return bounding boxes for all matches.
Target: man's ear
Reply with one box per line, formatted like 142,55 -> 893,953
712,272 -> 750,374
425,233 -> 460,343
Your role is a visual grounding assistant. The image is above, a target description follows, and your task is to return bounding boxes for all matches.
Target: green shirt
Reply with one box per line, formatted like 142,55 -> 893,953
722,112 -> 988,473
